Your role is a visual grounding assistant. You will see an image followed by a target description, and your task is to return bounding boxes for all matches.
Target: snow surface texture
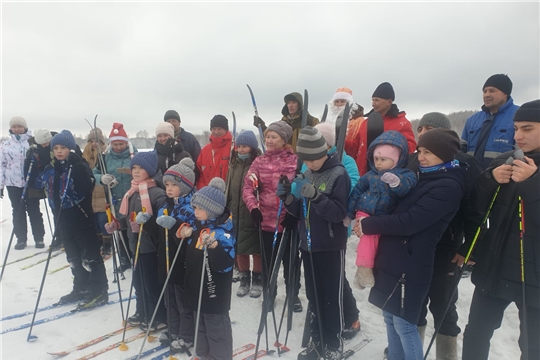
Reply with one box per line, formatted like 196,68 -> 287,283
0,199 -> 521,359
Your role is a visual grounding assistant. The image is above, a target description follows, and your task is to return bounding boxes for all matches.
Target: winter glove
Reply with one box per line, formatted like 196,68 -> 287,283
135,212 -> 152,225
67,151 -> 83,165
276,175 -> 292,199
176,224 -> 193,239
100,174 -> 118,188
26,146 -> 40,161
156,215 -> 176,229
201,232 -> 217,248
104,220 -> 120,234
253,116 -> 266,129
130,221 -> 141,233
292,175 -> 311,199
280,212 -> 298,230
250,208 -> 263,225
299,182 -> 320,201
381,172 -> 400,188
343,217 -> 352,228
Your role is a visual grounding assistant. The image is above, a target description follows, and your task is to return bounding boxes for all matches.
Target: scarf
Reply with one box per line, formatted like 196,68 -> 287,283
419,159 -> 460,173
119,178 -> 157,216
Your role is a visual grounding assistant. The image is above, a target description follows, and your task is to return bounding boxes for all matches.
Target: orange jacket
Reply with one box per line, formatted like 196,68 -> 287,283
196,131 -> 233,189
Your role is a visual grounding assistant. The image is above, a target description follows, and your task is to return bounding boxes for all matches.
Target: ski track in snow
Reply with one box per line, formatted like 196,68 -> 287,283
0,200 -> 521,359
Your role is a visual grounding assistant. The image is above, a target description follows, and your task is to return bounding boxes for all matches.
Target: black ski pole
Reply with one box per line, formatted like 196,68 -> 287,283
27,164 -> 72,341
518,196 -> 529,360
193,246 -> 209,360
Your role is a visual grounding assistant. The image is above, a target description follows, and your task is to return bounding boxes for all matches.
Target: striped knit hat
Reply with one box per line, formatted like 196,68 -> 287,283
163,158 -> 196,196
296,126 -> 328,161
191,178 -> 226,219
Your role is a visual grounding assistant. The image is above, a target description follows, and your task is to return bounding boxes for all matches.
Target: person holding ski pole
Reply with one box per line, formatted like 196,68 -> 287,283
180,177 -> 236,360
104,150 -> 167,331
243,120 -> 298,311
226,130 -> 264,298
462,99 -> 540,360
37,130 -> 109,307
155,158 -> 197,354
277,126 -> 351,360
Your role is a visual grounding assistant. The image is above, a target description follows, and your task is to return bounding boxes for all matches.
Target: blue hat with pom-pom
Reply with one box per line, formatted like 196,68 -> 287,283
131,150 -> 159,177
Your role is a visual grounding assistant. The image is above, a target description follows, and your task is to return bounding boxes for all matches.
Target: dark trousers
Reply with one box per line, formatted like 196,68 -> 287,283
301,248 -> 344,350
261,230 -> 301,299
193,311 -> 233,360
165,283 -> 195,342
7,186 -> 45,243
462,287 -> 540,360
133,252 -> 166,323
62,225 -> 108,294
343,275 -> 359,327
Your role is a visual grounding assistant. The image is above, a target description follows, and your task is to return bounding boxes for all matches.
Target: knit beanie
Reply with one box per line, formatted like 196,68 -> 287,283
156,122 -> 175,138
372,82 -> 395,101
296,126 -> 328,161
483,74 -> 512,96
513,99 -> 540,122
191,177 -> 227,219
373,144 -> 400,169
418,112 -> 451,130
417,128 -> 460,163
164,110 -> 181,122
315,123 -> 335,147
163,158 -> 196,196
131,150 -> 159,177
266,120 -> 293,144
210,115 -> 229,131
236,130 -> 258,150
109,123 -> 129,143
332,87 -> 354,102
9,116 -> 28,129
34,129 -> 53,145
86,128 -> 106,144
51,130 -> 76,151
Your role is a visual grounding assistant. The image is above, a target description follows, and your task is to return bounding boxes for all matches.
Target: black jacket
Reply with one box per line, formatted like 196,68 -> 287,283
471,150 -> 540,308
174,128 -> 201,163
154,138 -> 191,175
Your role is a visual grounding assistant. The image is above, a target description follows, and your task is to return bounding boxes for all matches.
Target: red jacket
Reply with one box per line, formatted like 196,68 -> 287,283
196,132 -> 233,189
347,110 -> 416,176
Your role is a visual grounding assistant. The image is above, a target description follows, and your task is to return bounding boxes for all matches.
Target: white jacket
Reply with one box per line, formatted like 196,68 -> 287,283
0,130 -> 32,189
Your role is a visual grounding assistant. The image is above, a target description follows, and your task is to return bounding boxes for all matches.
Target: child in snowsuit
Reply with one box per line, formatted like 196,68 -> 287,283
277,126 -> 351,359
37,130 -> 109,306
178,177 -> 236,360
104,150 -> 167,330
346,131 -> 417,289
155,158 -> 197,353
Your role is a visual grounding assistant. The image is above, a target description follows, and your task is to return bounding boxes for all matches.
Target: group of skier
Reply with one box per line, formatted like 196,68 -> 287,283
1,74 -> 539,360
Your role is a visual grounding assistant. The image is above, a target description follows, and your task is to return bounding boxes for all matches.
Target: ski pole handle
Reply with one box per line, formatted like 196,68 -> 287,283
106,205 -> 112,223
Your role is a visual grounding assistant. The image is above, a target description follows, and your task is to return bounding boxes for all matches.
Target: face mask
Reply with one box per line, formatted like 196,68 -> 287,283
238,153 -> 250,161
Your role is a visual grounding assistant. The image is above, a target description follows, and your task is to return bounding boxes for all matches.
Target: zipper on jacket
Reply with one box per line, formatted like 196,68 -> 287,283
399,273 -> 406,317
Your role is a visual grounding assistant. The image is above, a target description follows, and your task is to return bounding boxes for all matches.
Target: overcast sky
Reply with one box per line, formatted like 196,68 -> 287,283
2,1 -> 539,138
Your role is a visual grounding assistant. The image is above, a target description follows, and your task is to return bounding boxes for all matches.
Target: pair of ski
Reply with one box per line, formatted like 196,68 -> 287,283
0,248 -> 63,267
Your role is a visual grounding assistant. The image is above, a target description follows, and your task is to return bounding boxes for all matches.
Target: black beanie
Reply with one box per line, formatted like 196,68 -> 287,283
483,74 -> 512,96
417,128 -> 460,163
210,115 -> 229,131
372,82 -> 395,101
513,99 -> 540,122
164,110 -> 180,122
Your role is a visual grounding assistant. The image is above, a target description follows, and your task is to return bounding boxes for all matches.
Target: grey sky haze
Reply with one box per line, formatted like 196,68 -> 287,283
2,1 -> 539,138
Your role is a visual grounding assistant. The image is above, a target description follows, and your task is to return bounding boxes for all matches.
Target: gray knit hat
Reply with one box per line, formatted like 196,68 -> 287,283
267,121 -> 293,143
191,177 -> 226,219
418,112 -> 451,130
296,126 -> 328,161
163,158 -> 196,196
34,129 -> 53,145
9,116 -> 27,129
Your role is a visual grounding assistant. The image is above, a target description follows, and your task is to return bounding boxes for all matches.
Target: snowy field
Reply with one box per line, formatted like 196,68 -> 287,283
1,198 -> 521,360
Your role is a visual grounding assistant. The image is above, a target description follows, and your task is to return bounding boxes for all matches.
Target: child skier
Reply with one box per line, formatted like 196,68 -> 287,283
277,126 -> 350,359
104,150 -> 167,330
155,158 -> 197,353
37,130 -> 109,307
178,177 -> 236,360
345,131 -> 417,289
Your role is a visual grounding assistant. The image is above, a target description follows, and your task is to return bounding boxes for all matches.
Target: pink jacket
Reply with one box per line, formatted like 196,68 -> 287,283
243,147 -> 297,233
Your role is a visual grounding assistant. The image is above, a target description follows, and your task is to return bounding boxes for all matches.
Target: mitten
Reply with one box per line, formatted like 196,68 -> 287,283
101,174 -> 118,188
276,175 -> 291,199
381,172 -> 400,188
156,215 -> 176,229
201,232 -> 216,247
343,217 -> 352,227
292,176 -> 310,199
130,221 -> 140,233
253,116 -> 266,129
300,182 -> 319,200
136,212 -> 151,225
250,208 -> 263,225
176,224 -> 193,239
67,152 -> 83,165
280,212 -> 298,230
104,220 -> 120,234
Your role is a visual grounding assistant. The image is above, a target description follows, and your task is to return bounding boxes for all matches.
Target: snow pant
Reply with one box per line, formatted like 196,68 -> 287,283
462,287 -> 540,360
417,252 -> 461,336
237,254 -> 262,273
63,224 -> 108,295
383,310 -> 424,360
355,211 -> 379,268
165,283 -> 195,342
193,311 -> 233,360
261,230 -> 301,299
7,186 -> 45,244
343,273 -> 360,327
133,252 -> 166,323
301,248 -> 344,351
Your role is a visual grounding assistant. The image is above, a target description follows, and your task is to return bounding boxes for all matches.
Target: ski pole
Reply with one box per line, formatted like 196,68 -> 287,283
518,196 -> 529,360
27,164 -> 72,341
106,206 -> 125,323
163,208 -> 175,358
0,159 -> 34,282
246,84 -> 266,152
192,230 -> 210,360
43,190 -> 55,238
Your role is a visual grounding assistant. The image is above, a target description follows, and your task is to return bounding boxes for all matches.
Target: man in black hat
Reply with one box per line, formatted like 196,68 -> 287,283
461,74 -> 520,169
164,110 -> 201,161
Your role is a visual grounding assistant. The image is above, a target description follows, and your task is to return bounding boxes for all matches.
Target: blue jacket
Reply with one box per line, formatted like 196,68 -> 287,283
362,163 -> 466,324
461,98 -> 519,169
347,131 -> 417,218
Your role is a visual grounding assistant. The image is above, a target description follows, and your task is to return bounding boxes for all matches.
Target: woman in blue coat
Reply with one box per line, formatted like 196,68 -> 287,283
355,129 -> 465,360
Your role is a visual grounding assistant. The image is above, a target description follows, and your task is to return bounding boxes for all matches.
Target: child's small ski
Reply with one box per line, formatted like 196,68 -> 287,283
75,331 -> 148,360
343,338 -> 372,359
0,249 -> 61,267
233,343 -> 256,357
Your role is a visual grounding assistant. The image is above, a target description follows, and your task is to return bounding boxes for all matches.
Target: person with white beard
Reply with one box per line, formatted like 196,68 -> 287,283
323,88 -> 363,145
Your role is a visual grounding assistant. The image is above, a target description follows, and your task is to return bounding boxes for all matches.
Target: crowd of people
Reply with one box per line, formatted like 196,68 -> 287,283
1,74 -> 538,360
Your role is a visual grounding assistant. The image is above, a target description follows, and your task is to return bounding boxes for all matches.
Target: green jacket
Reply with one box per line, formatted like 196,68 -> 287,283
281,92 -> 319,152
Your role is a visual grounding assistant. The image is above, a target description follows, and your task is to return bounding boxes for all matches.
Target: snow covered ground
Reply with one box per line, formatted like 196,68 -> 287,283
1,199 -> 521,360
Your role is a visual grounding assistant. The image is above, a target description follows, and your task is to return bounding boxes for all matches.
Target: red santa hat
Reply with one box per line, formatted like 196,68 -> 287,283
332,87 -> 354,102
109,122 -> 129,143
